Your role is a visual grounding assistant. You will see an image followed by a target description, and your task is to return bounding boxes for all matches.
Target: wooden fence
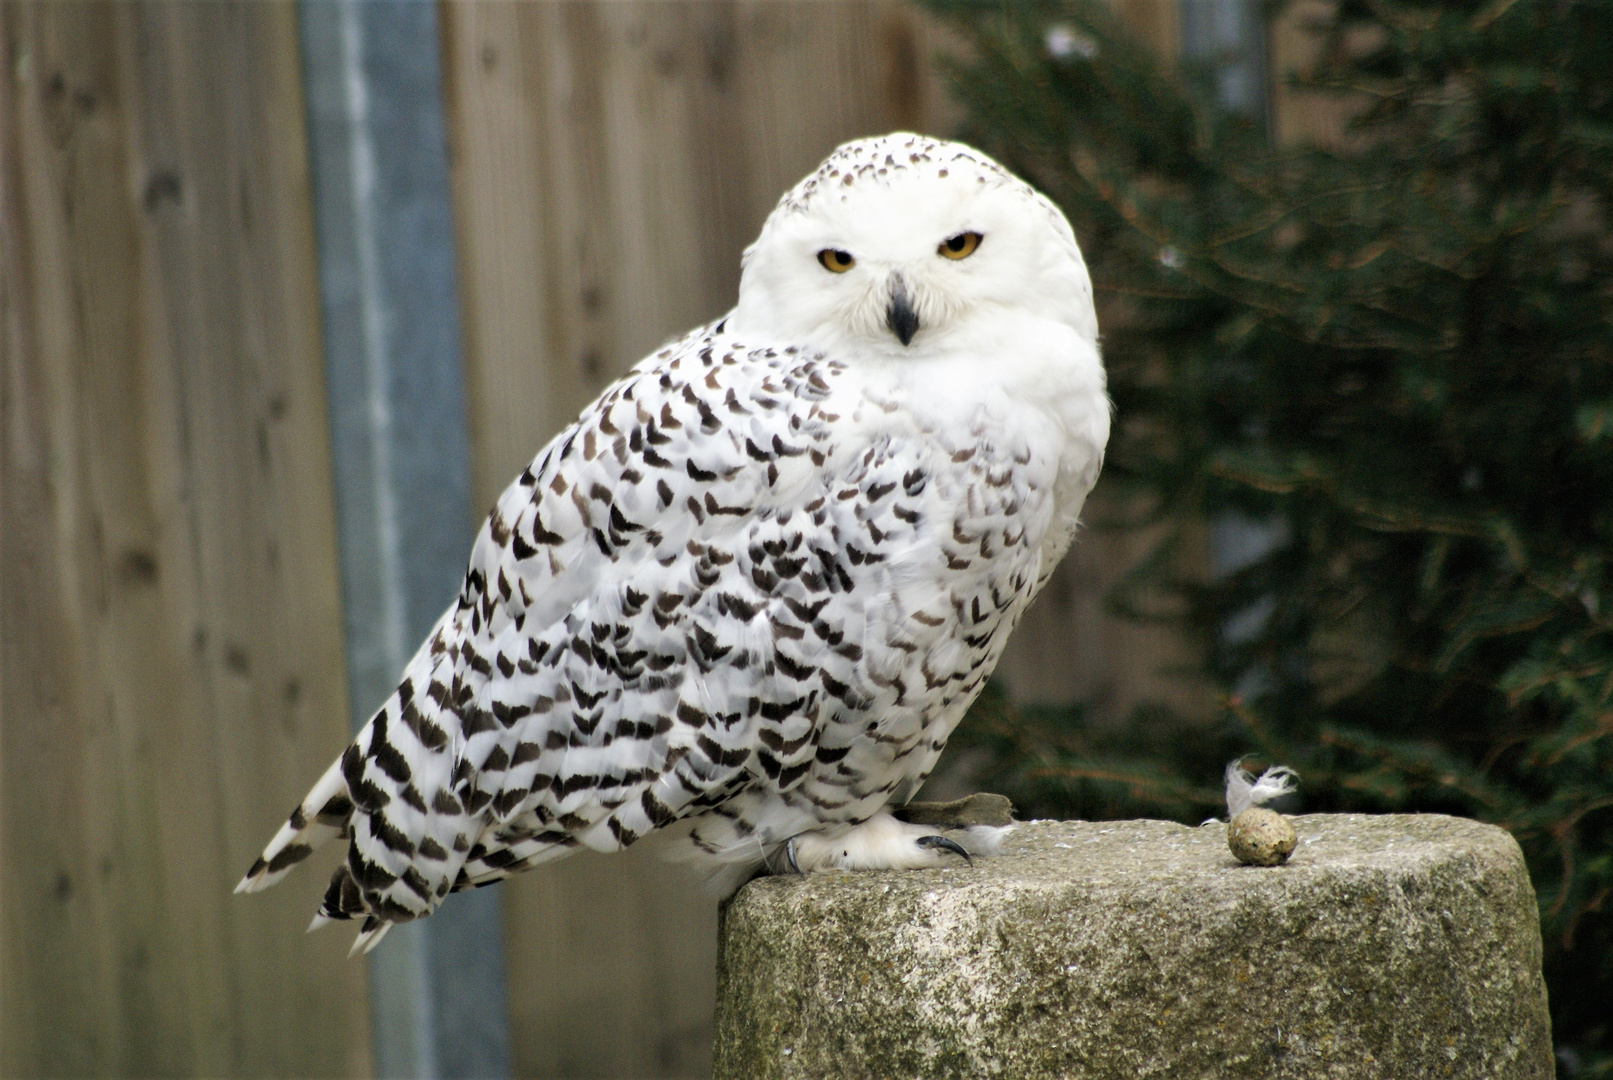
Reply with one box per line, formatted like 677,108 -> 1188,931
2,5 -> 369,1076
2,2 -> 1228,1077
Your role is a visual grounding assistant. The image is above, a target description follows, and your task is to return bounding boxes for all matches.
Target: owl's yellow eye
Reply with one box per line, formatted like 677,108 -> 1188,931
939,231 -> 983,260
817,249 -> 856,273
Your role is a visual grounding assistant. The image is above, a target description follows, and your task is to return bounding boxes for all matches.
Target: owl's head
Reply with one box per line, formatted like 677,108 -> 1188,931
731,134 -> 1097,359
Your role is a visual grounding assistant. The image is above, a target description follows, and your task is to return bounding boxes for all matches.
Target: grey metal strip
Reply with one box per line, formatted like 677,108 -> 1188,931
1180,0 -> 1269,121
297,3 -> 511,1077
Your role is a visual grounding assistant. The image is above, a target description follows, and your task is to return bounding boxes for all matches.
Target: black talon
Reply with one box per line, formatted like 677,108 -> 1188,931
916,834 -> 973,865
785,836 -> 803,875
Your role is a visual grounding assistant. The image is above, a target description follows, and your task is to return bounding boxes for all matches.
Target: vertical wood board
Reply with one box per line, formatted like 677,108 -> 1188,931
1268,0 -> 1359,149
1,4 -> 371,1076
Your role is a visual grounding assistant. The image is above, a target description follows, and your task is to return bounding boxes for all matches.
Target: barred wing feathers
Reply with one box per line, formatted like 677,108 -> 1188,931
238,319 -> 1058,954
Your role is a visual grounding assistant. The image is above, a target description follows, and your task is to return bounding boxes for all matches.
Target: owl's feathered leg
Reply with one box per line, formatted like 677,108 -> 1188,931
782,808 -> 1013,874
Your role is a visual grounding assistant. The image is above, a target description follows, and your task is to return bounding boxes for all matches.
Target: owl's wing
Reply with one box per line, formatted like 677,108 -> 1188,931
238,321 -> 977,953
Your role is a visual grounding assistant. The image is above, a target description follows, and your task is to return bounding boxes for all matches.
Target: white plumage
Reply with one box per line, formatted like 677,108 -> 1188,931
238,133 -> 1110,954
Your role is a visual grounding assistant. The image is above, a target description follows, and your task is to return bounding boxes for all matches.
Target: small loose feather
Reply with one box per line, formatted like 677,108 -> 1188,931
1224,758 -> 1299,819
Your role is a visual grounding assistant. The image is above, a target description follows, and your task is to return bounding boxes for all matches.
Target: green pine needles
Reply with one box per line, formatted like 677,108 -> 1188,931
925,0 -> 1613,1065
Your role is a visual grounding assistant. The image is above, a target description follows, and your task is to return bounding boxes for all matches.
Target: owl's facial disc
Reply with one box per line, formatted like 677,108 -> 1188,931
732,135 -> 1097,357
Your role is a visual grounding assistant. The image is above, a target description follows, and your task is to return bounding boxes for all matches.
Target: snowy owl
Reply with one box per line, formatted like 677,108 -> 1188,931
238,133 -> 1109,955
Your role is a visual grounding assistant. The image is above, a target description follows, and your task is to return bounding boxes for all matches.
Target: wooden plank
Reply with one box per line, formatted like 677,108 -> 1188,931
1113,0 -> 1182,62
1268,0 -> 1358,149
992,518 -> 1212,719
1,3 -> 371,1076
441,3 -> 957,1075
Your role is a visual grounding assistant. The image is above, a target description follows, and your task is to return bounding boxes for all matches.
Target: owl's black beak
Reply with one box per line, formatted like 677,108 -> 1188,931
886,277 -> 919,346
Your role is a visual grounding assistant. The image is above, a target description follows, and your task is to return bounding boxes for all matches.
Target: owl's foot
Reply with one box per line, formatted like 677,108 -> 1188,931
784,827 -> 974,873
781,799 -> 1014,875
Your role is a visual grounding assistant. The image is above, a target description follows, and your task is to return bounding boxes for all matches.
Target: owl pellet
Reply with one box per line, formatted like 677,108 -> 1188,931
1222,758 -> 1299,866
1228,807 -> 1297,866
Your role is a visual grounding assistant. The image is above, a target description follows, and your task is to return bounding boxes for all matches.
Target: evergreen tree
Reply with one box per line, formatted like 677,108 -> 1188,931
925,0 -> 1613,1067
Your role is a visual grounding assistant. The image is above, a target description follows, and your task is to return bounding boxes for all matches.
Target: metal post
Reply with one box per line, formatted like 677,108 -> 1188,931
1181,0 -> 1284,699
1180,0 -> 1269,121
297,3 -> 510,1076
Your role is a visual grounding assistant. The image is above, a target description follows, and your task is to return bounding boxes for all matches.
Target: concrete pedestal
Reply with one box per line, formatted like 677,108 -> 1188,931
714,815 -> 1552,1079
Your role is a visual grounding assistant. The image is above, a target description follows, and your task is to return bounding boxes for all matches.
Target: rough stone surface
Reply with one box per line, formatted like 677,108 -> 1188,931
1228,807 -> 1298,866
713,815 -> 1552,1079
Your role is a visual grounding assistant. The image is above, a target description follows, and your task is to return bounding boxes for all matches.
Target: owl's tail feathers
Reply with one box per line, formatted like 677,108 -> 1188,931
235,753 -> 392,955
348,919 -> 393,957
235,755 -> 353,895
299,859 -> 397,957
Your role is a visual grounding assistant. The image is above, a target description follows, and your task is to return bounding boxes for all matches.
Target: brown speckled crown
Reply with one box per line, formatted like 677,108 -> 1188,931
774,132 -> 1020,215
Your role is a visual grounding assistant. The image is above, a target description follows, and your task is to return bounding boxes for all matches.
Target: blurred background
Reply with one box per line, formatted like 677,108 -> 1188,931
4,1 -> 1608,1077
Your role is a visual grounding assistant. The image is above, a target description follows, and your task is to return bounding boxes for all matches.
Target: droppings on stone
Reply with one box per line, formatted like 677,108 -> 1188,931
1228,806 -> 1297,866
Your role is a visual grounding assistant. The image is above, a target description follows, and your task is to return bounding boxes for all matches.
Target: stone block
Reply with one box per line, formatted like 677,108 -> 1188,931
713,815 -> 1552,1078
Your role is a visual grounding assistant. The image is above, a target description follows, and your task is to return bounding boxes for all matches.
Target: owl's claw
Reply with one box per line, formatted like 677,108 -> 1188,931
785,836 -> 803,875
916,834 -> 973,865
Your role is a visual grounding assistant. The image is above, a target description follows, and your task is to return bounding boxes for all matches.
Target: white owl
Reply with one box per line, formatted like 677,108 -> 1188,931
239,133 -> 1109,955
